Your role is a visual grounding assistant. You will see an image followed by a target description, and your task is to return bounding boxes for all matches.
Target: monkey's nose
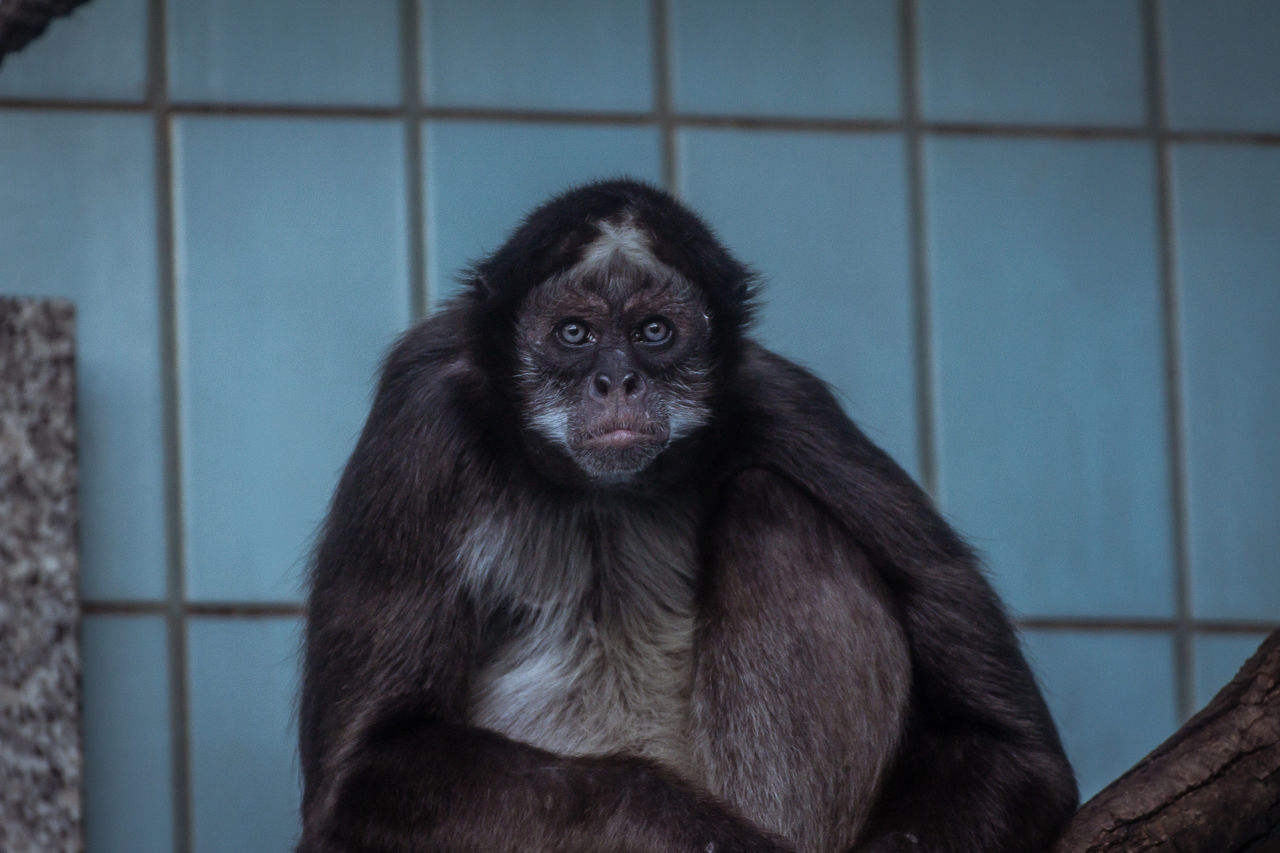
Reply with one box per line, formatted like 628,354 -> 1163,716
591,371 -> 642,399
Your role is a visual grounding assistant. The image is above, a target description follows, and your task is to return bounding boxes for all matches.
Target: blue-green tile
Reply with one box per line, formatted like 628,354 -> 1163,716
168,0 -> 400,104
670,0 -> 899,118
1164,0 -> 1280,132
81,615 -> 173,853
918,0 -> 1145,125
425,120 -> 663,301
1023,630 -> 1177,799
928,137 -> 1173,618
1174,144 -> 1280,621
174,116 -> 411,602
678,128 -> 918,476
0,111 -> 167,601
423,0 -> 652,111
1194,633 -> 1271,710
0,0 -> 147,99
188,618 -> 302,853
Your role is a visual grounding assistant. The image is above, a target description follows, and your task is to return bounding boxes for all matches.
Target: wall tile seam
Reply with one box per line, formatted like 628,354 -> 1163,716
143,0 -> 193,846
4,97 -> 1280,145
79,602 -> 1280,636
1143,0 -> 1197,723
399,0 -> 428,316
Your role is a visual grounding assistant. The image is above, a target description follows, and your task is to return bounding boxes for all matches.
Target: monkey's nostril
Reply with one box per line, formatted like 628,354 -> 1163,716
622,373 -> 640,396
593,373 -> 612,397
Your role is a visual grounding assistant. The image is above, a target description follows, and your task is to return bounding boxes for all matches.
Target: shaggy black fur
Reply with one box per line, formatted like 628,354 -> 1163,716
298,180 -> 1077,852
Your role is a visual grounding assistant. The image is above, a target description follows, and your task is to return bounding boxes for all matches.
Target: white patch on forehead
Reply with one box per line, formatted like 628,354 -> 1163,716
576,219 -> 663,274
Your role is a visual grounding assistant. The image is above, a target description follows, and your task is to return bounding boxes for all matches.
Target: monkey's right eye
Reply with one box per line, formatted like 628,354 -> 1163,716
555,320 -> 592,346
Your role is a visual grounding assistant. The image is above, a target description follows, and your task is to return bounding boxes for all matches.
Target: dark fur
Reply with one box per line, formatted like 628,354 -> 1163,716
298,180 -> 1078,852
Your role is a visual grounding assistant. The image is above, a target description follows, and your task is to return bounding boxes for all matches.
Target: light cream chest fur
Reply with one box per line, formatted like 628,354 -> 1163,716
459,501 -> 701,780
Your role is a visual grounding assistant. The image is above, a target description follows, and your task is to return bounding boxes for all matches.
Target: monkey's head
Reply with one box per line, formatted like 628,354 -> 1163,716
466,180 -> 757,484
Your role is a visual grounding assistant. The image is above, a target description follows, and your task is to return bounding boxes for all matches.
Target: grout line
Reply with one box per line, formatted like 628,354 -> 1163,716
400,0 -> 428,316
1144,0 -> 1196,722
189,102 -> 648,123
1017,618 -> 1172,633
651,0 -> 678,192
924,120 -> 1146,140
673,114 -> 898,134
4,94 -> 1280,145
898,0 -> 938,496
84,601 -> 305,616
76,600 -> 1277,634
146,0 -> 192,848
0,97 -> 396,117
83,600 -> 168,614
186,602 -> 305,617
1018,618 -> 1279,634
1180,622 -> 1280,636
0,97 -> 148,112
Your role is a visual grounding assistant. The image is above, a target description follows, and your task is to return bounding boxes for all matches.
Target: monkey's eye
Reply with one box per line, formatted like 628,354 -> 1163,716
635,318 -> 672,344
555,319 -> 592,346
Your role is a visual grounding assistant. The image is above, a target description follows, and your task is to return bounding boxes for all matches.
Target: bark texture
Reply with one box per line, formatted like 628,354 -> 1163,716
1053,628 -> 1280,853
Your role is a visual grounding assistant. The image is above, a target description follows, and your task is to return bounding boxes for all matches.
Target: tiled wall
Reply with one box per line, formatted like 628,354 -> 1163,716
1,1 -> 1277,850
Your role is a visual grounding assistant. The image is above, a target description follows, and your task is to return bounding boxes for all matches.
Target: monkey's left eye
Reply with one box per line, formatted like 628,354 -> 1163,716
556,319 -> 592,346
635,318 -> 672,344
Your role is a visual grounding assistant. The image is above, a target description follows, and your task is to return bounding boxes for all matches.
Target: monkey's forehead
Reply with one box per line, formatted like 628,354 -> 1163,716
528,263 -> 701,316
525,221 -> 700,308
474,179 -> 755,331
581,218 -> 653,264
573,217 -> 682,283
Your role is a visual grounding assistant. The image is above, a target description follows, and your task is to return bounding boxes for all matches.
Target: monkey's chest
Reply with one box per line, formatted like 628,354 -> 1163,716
466,588 -> 698,780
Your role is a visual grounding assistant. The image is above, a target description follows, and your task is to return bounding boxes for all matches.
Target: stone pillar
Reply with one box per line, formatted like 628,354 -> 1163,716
0,296 -> 83,852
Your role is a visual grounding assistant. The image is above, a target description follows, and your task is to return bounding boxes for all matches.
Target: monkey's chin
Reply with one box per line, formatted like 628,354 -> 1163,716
571,438 -> 668,482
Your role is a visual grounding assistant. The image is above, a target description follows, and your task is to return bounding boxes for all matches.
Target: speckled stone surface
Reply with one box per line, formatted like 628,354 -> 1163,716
0,296 -> 83,852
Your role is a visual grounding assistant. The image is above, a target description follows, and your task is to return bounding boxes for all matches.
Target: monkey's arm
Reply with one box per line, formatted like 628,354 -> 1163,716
300,573 -> 791,853
693,468 -> 912,853
846,540 -> 1080,853
733,348 -> 1079,853
304,708 -> 793,853
298,326 -> 792,853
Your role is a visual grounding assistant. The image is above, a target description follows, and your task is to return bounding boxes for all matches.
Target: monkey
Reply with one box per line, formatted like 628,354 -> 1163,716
297,179 -> 1078,853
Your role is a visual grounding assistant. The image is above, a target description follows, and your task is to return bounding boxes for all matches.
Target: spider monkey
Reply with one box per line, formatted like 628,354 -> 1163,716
298,179 -> 1077,853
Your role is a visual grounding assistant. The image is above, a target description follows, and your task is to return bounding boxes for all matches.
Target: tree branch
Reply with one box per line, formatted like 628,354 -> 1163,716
1053,628 -> 1280,853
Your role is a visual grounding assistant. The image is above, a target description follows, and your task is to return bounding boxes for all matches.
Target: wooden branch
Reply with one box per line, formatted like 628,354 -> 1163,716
1053,628 -> 1280,853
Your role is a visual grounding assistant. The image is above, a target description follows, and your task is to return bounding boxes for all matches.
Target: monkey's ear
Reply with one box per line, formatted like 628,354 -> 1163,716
464,269 -> 499,300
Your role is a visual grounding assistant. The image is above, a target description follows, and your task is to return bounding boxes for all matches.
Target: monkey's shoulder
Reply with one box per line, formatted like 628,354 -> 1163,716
729,343 -> 894,474
383,308 -> 485,394
370,309 -> 504,441
724,342 -> 967,566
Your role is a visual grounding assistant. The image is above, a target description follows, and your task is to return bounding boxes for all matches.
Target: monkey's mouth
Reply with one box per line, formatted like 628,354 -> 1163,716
571,419 -> 671,478
583,427 -> 661,450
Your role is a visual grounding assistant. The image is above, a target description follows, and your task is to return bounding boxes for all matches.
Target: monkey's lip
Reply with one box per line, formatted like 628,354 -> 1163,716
584,428 -> 659,449
578,422 -> 665,448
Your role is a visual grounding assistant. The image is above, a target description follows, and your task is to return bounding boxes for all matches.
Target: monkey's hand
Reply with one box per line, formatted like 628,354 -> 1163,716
673,803 -> 797,853
302,718 -> 797,853
851,831 -> 922,852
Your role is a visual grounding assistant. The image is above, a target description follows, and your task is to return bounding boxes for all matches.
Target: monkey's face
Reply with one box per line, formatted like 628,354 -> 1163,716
513,227 -> 715,482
